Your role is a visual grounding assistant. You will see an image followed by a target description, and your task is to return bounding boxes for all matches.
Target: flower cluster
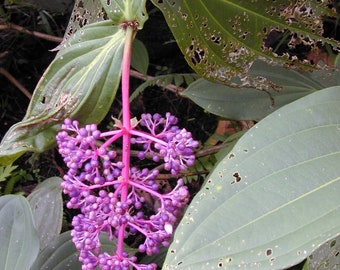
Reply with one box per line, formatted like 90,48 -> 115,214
131,113 -> 199,175
56,113 -> 198,270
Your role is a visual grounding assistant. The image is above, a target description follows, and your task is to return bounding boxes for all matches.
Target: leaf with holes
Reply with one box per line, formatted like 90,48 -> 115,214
151,0 -> 340,88
0,195 -> 40,270
60,0 -> 107,46
163,86 -> 340,269
100,0 -> 148,27
182,60 -> 338,120
302,234 -> 340,270
0,20 -> 125,165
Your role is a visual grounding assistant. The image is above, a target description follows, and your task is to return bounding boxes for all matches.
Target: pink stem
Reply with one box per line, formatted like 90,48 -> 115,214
116,25 -> 135,258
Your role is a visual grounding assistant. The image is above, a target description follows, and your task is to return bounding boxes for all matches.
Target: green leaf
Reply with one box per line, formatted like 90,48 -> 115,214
182,60 -> 333,120
163,86 -> 340,269
130,73 -> 198,102
27,177 -> 63,250
0,20 -> 125,165
0,195 -> 40,270
61,0 -> 107,44
0,165 -> 18,182
302,234 -> 340,270
100,0 -> 148,27
131,39 -> 149,75
151,0 -> 340,87
30,231 -> 137,270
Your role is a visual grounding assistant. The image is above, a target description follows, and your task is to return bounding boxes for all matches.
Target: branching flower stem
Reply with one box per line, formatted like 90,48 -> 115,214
117,24 -> 136,259
56,20 -> 198,270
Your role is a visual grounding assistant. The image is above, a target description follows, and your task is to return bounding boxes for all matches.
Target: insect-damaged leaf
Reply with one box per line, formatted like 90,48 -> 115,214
151,0 -> 340,88
302,234 -> 340,270
0,20 -> 125,165
163,86 -> 340,269
100,0 -> 148,28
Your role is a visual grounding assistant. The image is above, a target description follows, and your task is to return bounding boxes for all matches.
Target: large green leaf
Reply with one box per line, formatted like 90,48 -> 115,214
0,195 -> 40,270
0,20 -> 125,165
27,177 -> 63,250
30,231 -> 137,270
151,0 -> 339,87
182,60 -> 338,120
163,86 -> 340,269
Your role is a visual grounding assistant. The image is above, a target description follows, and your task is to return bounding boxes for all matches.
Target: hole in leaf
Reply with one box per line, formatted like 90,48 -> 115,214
191,48 -> 205,66
231,172 -> 241,184
330,240 -> 336,248
266,248 -> 273,256
218,262 -> 223,267
170,249 -> 176,253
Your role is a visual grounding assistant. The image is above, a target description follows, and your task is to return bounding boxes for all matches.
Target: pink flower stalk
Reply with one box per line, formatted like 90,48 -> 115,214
56,21 -> 198,270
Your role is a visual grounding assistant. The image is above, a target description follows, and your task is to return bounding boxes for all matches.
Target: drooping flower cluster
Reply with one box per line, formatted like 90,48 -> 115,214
56,113 -> 198,270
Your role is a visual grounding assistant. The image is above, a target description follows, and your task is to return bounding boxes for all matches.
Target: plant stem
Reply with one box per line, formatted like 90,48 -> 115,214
0,67 -> 32,99
117,24 -> 135,259
0,23 -> 63,43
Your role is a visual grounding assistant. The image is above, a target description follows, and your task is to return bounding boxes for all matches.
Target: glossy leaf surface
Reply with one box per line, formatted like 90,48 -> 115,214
163,86 -> 340,269
151,0 -> 339,87
0,195 -> 40,270
0,20 -> 125,165
182,60 -> 337,120
27,177 -> 63,250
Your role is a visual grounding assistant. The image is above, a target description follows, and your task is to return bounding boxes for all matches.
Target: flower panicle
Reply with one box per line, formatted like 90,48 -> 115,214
56,113 -> 198,270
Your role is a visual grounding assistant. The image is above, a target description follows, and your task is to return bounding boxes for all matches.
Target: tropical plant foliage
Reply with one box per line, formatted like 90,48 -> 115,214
0,0 -> 339,269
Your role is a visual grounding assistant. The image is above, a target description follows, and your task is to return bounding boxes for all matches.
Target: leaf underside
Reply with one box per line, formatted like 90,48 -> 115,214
163,86 -> 340,269
182,60 -> 339,120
